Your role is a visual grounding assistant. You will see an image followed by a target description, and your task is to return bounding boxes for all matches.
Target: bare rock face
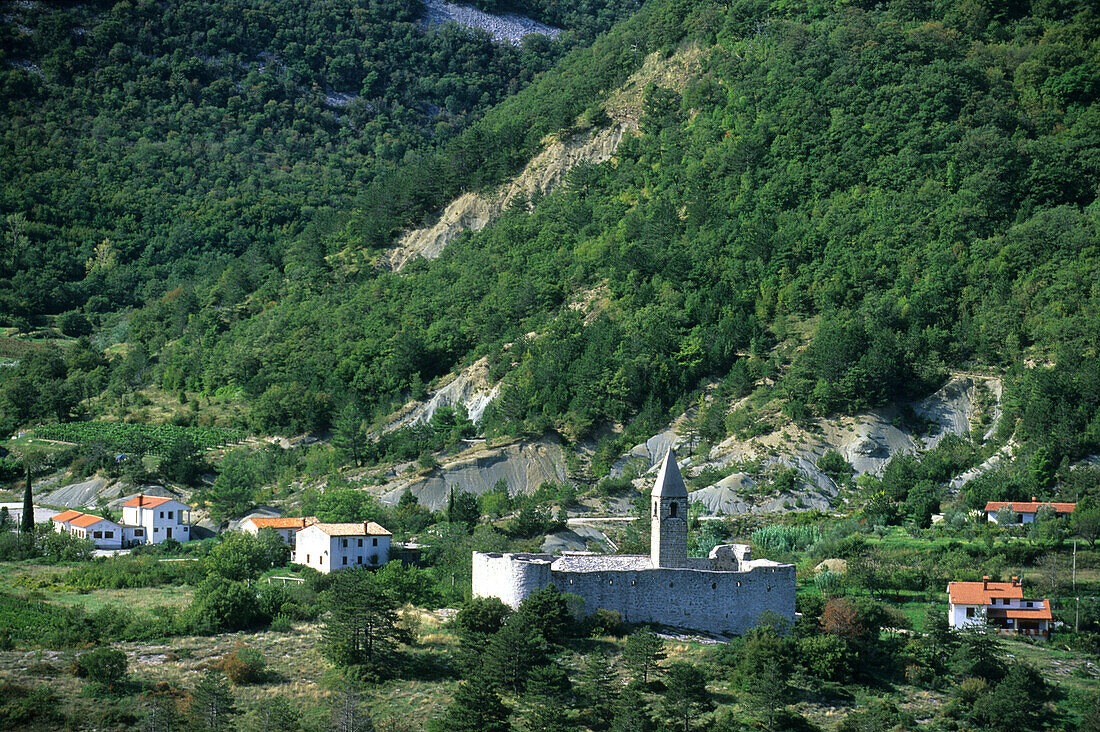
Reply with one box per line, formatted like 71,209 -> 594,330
380,435 -> 567,511
383,123 -> 633,271
381,357 -> 500,433
616,373 -> 1004,517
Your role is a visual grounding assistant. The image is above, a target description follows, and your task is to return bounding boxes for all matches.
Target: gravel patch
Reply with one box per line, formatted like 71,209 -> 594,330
422,0 -> 561,46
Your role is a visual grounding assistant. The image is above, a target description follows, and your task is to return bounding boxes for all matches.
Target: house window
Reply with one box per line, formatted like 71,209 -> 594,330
370,554 -> 379,564
135,529 -> 143,536
1026,601 -> 1033,608
342,557 -> 347,565
159,511 -> 164,518
372,538 -> 378,546
154,528 -> 159,532
306,554 -> 310,563
358,539 -> 363,547
966,607 -> 975,618
105,531 -> 114,538
357,556 -> 363,564
94,531 -> 102,538
342,539 -> 348,548
168,511 -> 173,519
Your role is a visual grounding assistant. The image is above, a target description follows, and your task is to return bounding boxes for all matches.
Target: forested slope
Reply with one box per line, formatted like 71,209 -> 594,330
0,0 -> 637,314
3,0 -> 1100,475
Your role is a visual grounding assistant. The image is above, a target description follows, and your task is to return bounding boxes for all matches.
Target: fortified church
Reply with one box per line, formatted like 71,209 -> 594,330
472,449 -> 796,635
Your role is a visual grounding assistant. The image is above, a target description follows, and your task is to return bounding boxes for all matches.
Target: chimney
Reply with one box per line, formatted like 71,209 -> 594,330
1012,576 -> 1019,587
138,494 -> 143,507
982,576 -> 989,590
1031,496 -> 1037,502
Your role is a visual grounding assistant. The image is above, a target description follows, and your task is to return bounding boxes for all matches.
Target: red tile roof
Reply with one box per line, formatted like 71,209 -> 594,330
122,494 -> 174,509
1003,601 -> 1052,621
990,598 -> 1056,620
70,513 -> 113,528
51,510 -> 85,523
245,517 -> 317,530
948,580 -> 1023,606
984,501 -> 1076,514
310,521 -> 392,537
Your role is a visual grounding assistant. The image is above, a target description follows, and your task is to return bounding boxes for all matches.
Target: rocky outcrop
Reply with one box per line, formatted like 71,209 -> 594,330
613,374 -> 1004,516
381,357 -> 500,432
383,123 -> 632,270
379,434 -> 568,511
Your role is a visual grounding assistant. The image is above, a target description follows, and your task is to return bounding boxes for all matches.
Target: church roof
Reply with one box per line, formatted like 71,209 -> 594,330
651,449 -> 688,498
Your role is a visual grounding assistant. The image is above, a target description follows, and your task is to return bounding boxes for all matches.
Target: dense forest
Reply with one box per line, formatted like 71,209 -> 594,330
2,0 -> 1099,467
0,0 -> 638,315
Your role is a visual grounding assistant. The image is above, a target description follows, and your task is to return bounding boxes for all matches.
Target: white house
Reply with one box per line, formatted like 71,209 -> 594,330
984,499 -> 1075,524
50,510 -> 123,549
121,494 -> 192,544
293,521 -> 391,574
241,516 -> 318,546
947,576 -> 1052,639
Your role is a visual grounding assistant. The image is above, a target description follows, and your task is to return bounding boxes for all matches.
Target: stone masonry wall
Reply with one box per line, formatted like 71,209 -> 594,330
472,552 -> 552,609
472,551 -> 795,635
549,564 -> 796,635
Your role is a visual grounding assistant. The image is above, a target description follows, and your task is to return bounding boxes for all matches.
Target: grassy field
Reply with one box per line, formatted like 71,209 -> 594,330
0,561 -> 194,614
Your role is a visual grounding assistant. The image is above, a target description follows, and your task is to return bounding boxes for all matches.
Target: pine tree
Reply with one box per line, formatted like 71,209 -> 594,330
610,682 -> 652,732
520,664 -> 574,732
188,670 -> 236,731
333,403 -> 366,468
482,613 -> 550,694
322,569 -> 409,668
576,653 -> 618,730
660,662 -> 713,732
622,626 -> 665,685
431,681 -> 510,732
332,684 -> 374,732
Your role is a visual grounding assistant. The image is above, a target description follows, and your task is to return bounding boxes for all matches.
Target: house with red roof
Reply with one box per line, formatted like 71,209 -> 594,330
51,511 -> 124,549
241,516 -> 319,547
984,498 -> 1075,525
947,576 -> 1052,639
120,494 -> 192,545
293,521 -> 392,574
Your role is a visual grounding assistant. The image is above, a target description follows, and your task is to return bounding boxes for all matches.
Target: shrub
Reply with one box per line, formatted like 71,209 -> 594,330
583,608 -> 625,637
218,644 -> 266,685
269,615 -> 294,633
75,647 -> 128,686
798,635 -> 855,682
0,683 -> 63,728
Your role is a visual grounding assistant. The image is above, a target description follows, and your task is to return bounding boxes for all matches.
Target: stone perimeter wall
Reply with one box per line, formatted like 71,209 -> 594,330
472,551 -> 795,635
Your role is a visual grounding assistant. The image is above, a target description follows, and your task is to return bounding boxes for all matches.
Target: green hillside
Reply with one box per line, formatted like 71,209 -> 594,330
2,0 -> 1099,467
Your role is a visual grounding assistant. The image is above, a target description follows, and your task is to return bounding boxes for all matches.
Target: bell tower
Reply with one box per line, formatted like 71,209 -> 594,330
650,448 -> 688,568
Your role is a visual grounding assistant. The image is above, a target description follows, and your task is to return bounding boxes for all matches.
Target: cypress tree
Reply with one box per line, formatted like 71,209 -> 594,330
20,459 -> 34,536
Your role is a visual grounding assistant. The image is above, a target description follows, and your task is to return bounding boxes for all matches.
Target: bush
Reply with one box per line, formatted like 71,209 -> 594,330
798,635 -> 855,682
269,615 -> 294,633
218,644 -> 266,685
74,647 -> 128,686
183,577 -> 261,633
0,683 -> 63,728
582,608 -> 625,637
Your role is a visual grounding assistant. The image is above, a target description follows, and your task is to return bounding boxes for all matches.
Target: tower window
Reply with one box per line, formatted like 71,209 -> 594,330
670,501 -> 678,518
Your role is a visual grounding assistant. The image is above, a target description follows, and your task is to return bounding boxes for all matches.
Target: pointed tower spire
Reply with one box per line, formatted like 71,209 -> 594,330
650,448 -> 688,568
651,448 -> 688,498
